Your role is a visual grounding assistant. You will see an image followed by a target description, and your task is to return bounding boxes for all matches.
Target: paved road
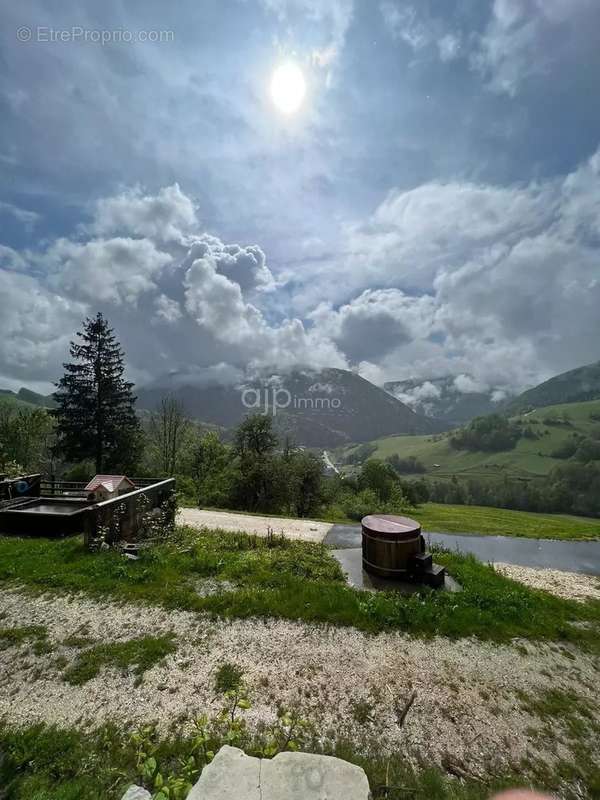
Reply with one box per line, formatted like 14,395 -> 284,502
323,524 -> 600,576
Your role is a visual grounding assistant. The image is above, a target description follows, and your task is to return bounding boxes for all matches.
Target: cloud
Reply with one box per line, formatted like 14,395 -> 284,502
261,0 -> 353,68
0,245 -> 27,272
46,237 -> 172,305
453,374 -> 488,394
91,184 -> 198,244
391,379 -> 441,410
472,0 -> 598,95
0,270 -> 86,385
1,149 -> 600,397
324,145 -> 600,390
310,289 -> 436,364
154,294 -> 182,324
0,201 -> 40,231
380,3 -> 461,63
181,236 -> 275,293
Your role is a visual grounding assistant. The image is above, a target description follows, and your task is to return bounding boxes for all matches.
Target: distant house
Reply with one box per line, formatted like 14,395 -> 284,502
85,475 -> 135,502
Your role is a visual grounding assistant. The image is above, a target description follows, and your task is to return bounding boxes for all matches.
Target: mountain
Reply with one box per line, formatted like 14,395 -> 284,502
136,368 -> 447,448
0,387 -> 56,411
506,361 -> 600,413
384,376 -> 509,425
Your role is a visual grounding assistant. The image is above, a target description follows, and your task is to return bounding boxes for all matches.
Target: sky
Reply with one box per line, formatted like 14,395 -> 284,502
1,0 -> 600,398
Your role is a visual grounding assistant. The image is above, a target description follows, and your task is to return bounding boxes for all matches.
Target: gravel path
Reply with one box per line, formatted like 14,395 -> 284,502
178,508 -> 332,543
494,563 -> 600,602
1,587 -> 598,777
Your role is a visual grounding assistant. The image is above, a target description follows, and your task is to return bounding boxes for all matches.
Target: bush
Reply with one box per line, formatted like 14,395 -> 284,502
341,488 -> 380,520
450,415 -> 520,453
386,454 -> 426,474
550,437 -> 581,459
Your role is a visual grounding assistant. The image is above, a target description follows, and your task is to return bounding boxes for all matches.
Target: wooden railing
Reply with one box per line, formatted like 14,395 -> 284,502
40,477 -> 166,496
82,478 -> 176,548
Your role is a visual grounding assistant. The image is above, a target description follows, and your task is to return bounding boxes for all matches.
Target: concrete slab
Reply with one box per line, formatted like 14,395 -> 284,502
332,547 -> 461,593
187,745 -> 369,800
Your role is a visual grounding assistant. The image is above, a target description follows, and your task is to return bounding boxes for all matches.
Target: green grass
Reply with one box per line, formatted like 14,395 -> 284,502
0,624 -> 50,655
1,714 -> 597,800
415,502 -> 600,539
322,500 -> 600,539
337,397 -> 600,480
62,635 -> 177,685
1,529 -> 599,648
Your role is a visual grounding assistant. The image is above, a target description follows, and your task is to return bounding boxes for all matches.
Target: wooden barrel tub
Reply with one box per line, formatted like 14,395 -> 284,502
361,514 -> 424,579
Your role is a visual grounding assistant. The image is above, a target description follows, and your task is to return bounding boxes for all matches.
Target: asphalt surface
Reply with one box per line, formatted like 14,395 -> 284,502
323,524 -> 600,576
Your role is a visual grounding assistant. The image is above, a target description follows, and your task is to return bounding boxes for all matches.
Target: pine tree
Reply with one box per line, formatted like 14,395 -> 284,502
54,313 -> 141,473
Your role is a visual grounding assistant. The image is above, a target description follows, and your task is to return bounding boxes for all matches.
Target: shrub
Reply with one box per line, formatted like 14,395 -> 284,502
386,454 -> 426,474
450,415 -> 520,453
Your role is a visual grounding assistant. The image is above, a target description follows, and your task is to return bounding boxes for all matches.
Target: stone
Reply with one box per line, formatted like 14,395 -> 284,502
188,746 -> 260,800
187,745 -> 370,800
120,786 -> 151,800
261,750 -> 370,800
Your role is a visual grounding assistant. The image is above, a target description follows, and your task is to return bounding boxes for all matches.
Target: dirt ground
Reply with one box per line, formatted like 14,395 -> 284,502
1,586 -> 598,778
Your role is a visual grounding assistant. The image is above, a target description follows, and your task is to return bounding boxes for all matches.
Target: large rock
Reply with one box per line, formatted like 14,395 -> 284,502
187,745 -> 370,800
120,786 -> 151,800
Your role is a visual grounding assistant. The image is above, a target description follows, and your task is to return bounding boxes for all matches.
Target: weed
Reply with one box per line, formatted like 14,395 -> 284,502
350,698 -> 373,725
0,624 -> 49,652
214,662 -> 244,694
62,635 -> 176,685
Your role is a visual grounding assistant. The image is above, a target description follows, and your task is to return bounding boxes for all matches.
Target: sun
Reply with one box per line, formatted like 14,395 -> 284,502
270,62 -> 306,114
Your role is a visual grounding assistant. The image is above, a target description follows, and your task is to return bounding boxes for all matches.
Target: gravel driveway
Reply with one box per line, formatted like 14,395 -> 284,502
178,508 -> 332,543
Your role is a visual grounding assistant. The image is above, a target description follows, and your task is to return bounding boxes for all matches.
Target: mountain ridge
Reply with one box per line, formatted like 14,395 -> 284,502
136,367 -> 448,447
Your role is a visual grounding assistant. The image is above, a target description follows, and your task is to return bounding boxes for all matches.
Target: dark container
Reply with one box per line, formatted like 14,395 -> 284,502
361,514 -> 424,579
0,498 -> 94,537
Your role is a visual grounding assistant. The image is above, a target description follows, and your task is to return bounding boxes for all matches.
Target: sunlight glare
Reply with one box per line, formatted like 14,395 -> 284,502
270,62 -> 306,114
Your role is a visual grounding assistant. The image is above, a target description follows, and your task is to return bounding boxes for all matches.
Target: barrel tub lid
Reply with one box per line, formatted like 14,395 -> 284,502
361,514 -> 421,539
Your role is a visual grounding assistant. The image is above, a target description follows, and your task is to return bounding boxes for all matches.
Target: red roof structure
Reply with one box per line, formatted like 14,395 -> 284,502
84,475 -> 135,493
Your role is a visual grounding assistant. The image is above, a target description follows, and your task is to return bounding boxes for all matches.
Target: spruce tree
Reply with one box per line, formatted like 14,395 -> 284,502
54,313 -> 141,473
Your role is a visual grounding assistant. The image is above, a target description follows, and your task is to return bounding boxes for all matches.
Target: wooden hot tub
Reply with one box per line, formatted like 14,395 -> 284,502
361,514 -> 445,586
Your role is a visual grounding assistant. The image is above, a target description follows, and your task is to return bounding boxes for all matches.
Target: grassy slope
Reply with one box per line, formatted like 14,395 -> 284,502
416,502 -> 600,539
0,393 -> 38,412
1,529 -> 599,646
338,398 -> 600,481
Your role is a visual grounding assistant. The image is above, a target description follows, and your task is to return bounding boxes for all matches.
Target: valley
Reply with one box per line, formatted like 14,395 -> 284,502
336,398 -> 600,482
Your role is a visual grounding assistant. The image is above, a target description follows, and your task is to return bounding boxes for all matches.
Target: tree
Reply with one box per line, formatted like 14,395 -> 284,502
287,450 -> 323,517
54,313 -> 141,473
148,394 -> 190,476
191,430 -> 235,507
0,406 -> 55,474
358,459 -> 398,502
231,414 -> 279,511
234,414 -> 278,459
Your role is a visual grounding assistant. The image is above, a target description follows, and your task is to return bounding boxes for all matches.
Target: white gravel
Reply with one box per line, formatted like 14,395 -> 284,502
1,587 -> 598,777
494,563 -> 600,602
178,508 -> 332,543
